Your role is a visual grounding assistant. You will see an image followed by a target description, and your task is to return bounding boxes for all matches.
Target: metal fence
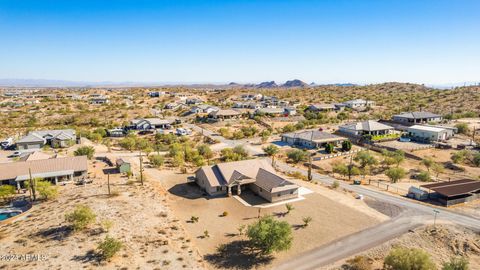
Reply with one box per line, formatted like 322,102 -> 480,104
312,149 -> 361,161
367,179 -> 409,195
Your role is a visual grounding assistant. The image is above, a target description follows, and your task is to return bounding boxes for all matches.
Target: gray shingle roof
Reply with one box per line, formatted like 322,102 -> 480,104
393,111 -> 441,119
282,130 -> 343,143
341,120 -> 394,132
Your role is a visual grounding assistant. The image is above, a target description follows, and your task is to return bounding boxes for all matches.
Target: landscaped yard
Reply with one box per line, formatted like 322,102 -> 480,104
158,169 -> 386,269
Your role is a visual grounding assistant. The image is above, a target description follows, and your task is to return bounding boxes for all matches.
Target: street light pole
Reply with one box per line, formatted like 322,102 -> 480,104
433,209 -> 440,228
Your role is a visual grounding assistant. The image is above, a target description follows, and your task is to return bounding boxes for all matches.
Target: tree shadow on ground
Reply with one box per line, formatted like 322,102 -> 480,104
204,240 -> 274,269
102,168 -> 119,174
31,225 -> 73,241
71,249 -> 103,264
168,183 -> 205,200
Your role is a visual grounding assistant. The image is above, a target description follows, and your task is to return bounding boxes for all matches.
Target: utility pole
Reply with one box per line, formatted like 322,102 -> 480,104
433,209 -> 440,228
107,173 -> 111,195
307,130 -> 313,181
348,154 -> 354,182
139,151 -> 144,186
28,168 -> 36,202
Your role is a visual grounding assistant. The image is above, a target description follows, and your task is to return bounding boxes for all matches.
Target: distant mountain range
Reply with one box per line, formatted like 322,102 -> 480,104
0,78 -> 476,89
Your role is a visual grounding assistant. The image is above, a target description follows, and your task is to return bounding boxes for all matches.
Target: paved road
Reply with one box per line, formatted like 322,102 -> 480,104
275,214 -> 426,270
188,123 -> 480,268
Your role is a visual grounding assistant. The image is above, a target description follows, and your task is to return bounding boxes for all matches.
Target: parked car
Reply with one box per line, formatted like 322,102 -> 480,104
0,137 -> 14,149
8,151 -> 22,158
176,128 -> 192,136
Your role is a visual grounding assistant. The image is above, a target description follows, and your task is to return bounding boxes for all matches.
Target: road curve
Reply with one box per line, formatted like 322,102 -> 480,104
275,215 -> 425,270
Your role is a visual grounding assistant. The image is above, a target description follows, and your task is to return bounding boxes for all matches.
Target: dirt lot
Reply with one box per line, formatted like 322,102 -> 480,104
0,160 -> 204,270
326,225 -> 480,270
157,169 -> 387,269
376,140 -> 433,151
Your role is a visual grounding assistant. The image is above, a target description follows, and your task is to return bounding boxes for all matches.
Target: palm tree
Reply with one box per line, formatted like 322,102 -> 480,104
263,145 -> 279,166
302,216 -> 312,227
285,203 -> 294,215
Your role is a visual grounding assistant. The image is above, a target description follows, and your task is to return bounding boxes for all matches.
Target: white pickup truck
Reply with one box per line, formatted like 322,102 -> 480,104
0,137 -> 14,150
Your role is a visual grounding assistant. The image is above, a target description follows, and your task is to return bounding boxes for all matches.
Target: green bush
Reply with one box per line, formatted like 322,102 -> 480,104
455,123 -> 469,135
442,256 -> 469,270
417,171 -> 432,182
384,247 -> 436,270
98,236 -> 123,260
65,205 -> 96,231
74,146 -> 95,160
325,143 -> 334,154
36,180 -> 59,200
148,154 -> 164,167
342,140 -> 352,151
287,149 -> 308,163
247,216 -> 292,254
0,185 -> 16,202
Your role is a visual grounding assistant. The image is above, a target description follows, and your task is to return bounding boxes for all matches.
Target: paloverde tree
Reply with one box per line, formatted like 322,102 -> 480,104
247,216 -> 293,255
354,150 -> 377,179
287,149 -> 308,163
263,145 -> 279,166
385,167 -> 406,183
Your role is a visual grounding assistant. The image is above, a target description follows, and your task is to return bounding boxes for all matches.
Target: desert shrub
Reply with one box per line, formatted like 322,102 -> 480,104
148,154 -> 164,167
101,220 -> 114,232
417,171 -> 432,182
325,143 -> 334,154
36,180 -> 59,200
344,256 -> 372,270
342,140 -> 352,151
287,149 -> 308,163
455,123 -> 469,135
384,247 -> 436,270
222,211 -> 229,217
65,205 -> 96,231
331,180 -> 340,189
98,235 -> 123,260
220,146 -> 249,162
0,185 -> 16,202
442,256 -> 469,270
190,216 -> 199,223
74,146 -> 95,159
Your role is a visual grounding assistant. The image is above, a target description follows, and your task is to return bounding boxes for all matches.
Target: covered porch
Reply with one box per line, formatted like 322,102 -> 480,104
226,178 -> 256,196
15,170 -> 75,189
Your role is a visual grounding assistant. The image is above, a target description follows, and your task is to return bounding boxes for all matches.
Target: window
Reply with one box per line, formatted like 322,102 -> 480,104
216,186 -> 223,192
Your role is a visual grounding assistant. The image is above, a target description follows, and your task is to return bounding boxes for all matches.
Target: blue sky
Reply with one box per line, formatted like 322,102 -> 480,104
0,0 -> 479,84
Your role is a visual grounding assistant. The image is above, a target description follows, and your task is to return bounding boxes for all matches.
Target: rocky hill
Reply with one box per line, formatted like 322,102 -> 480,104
282,79 -> 309,88
256,81 -> 278,88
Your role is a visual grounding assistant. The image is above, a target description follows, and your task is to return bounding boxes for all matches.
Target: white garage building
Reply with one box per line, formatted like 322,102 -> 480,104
407,125 -> 452,142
